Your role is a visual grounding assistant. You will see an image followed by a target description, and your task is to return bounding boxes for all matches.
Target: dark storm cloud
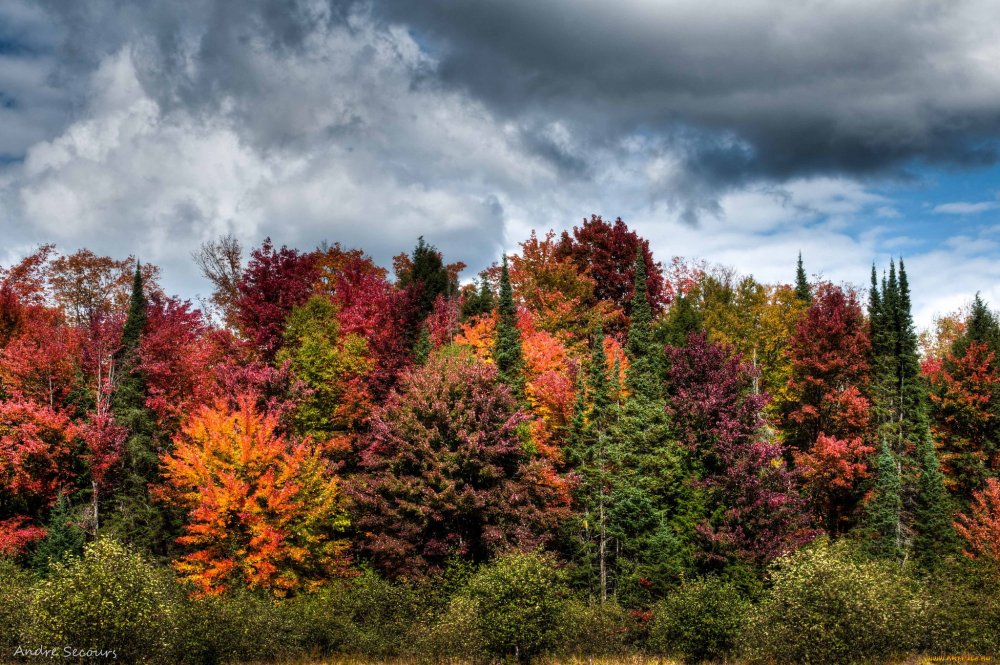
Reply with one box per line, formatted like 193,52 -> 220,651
28,0 -> 1000,192
370,0 -> 1000,183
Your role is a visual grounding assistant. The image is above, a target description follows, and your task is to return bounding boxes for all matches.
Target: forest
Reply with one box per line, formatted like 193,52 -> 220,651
0,214 -> 998,664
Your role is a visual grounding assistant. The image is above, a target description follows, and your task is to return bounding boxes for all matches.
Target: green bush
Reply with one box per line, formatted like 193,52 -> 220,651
24,538 -> 180,663
741,539 -> 921,665
176,589 -> 309,664
339,569 -> 423,657
462,551 -> 569,663
0,559 -> 33,653
648,576 -> 749,663
917,571 -> 1000,655
408,593 -> 488,663
554,597 -> 630,657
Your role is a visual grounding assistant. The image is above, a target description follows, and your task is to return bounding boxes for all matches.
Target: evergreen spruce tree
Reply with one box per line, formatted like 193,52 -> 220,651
863,439 -> 903,560
626,247 -> 658,395
461,277 -> 494,320
493,256 -> 525,399
108,263 -> 169,554
567,330 -> 618,601
29,492 -> 85,571
794,251 -> 811,304
398,236 -> 452,322
897,260 -> 930,443
613,249 -> 695,600
912,436 -> 958,568
954,293 -> 1000,359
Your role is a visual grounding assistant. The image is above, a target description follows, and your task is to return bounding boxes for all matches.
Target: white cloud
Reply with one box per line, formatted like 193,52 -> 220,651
933,201 -> 1000,214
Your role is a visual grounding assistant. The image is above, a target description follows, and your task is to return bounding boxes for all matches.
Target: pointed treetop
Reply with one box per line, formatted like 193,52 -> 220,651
494,254 -> 525,398
795,251 -> 811,304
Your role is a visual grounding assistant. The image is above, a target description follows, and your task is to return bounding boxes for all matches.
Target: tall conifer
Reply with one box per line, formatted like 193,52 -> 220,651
493,256 -> 525,399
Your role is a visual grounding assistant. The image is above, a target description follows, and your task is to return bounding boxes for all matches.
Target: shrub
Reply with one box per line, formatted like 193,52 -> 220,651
741,539 -> 921,665
0,559 -> 32,653
463,551 -> 569,663
176,590 -> 303,664
555,597 -> 630,657
340,569 -> 423,657
24,538 -> 180,663
917,571 -> 1000,655
648,576 -> 749,663
408,593 -> 487,663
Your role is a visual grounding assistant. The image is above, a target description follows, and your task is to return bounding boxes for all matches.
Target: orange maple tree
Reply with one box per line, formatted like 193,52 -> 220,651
158,395 -> 350,597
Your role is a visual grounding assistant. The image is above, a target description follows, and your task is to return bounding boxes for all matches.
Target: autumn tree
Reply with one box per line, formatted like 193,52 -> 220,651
955,477 -> 1000,579
698,271 -> 804,408
139,295 -> 220,434
666,332 -> 813,569
0,400 -> 81,555
927,295 -> 1000,503
48,250 -> 158,325
783,283 -> 874,533
330,254 -> 414,400
235,239 -> 319,361
507,230 -> 613,349
556,215 -> 665,332
351,350 -> 570,578
158,395 -> 350,597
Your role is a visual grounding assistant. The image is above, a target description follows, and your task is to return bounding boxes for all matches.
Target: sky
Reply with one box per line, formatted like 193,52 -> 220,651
2,0 -> 1000,328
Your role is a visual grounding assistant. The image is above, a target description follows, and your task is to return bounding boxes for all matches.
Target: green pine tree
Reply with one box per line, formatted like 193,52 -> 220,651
461,277 -> 495,320
794,252 -> 811,304
29,492 -> 85,571
912,436 -> 958,568
398,236 -> 453,322
493,256 -> 525,399
862,440 -> 903,560
107,263 -> 172,555
626,247 -> 659,397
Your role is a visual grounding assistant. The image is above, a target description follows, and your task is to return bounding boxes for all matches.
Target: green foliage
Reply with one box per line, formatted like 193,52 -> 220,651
917,569 -> 1000,655
494,255 -> 525,398
555,597 -> 630,657
913,436 -> 960,568
278,294 -> 370,437
24,538 -> 180,663
648,576 -> 749,664
409,593 -> 488,662
657,291 -> 702,348
795,252 -> 811,304
29,491 -> 84,572
0,559 -> 33,653
861,439 -> 903,560
462,551 -> 569,662
177,590 -> 303,664
741,539 -> 921,665
462,276 -> 495,320
398,236 -> 453,322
